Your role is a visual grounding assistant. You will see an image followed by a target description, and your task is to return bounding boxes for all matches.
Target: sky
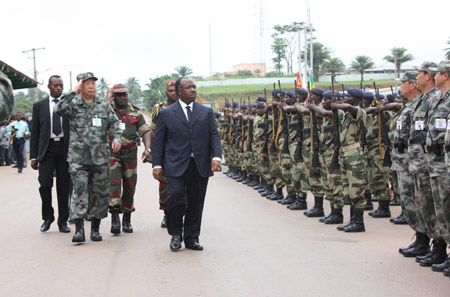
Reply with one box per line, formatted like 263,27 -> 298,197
2,0 -> 449,92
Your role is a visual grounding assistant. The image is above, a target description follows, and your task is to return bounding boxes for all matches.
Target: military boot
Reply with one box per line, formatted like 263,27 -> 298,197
261,184 -> 274,197
288,196 -> 307,210
431,258 -> 450,272
280,193 -> 296,205
343,194 -> 350,205
319,206 -> 334,223
419,239 -> 448,267
391,212 -> 408,224
337,205 -> 354,231
72,219 -> 85,243
324,208 -> 344,224
390,193 -> 400,206
255,178 -> 265,190
243,174 -> 253,185
400,232 -> 430,257
122,212 -> 133,233
236,171 -> 247,182
231,169 -> 241,180
268,187 -> 284,201
368,200 -> 391,218
364,191 -> 373,211
303,196 -> 325,217
249,175 -> 259,187
258,179 -> 268,193
444,267 -> 450,277
110,211 -> 121,235
344,207 -> 365,232
90,218 -> 102,241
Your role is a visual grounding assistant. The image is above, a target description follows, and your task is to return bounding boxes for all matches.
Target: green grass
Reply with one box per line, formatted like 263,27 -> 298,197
197,79 -> 398,102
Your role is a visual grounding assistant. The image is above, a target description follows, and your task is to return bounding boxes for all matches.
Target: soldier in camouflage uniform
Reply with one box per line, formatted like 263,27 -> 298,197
288,88 -> 310,210
55,72 -> 122,243
308,90 -> 345,224
332,88 -> 368,232
425,61 -> 450,272
440,61 -> 450,277
150,80 -> 178,228
364,94 -> 393,218
109,84 -> 151,235
407,62 -> 447,266
0,72 -> 14,122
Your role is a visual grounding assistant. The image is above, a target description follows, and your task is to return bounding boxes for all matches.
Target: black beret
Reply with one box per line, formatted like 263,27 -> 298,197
295,88 -> 308,95
347,88 -> 364,99
311,88 -> 324,96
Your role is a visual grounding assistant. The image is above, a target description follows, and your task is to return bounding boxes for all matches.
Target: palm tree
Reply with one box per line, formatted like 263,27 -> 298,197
445,37 -> 450,59
321,57 -> 345,78
175,66 -> 193,77
383,47 -> 414,78
97,77 -> 109,98
126,77 -> 142,103
350,55 -> 375,82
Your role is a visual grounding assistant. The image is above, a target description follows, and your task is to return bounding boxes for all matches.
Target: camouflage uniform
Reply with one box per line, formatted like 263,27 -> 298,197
110,102 -> 150,213
268,112 -> 283,189
339,107 -> 367,209
392,95 -> 422,230
0,72 -> 14,122
425,88 -> 450,243
55,92 -> 122,219
288,112 -> 307,200
277,109 -> 295,195
409,87 -> 442,239
150,101 -> 169,210
365,109 -> 391,203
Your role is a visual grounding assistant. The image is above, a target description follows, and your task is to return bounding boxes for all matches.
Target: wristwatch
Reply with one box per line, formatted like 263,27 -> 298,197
146,148 -> 151,153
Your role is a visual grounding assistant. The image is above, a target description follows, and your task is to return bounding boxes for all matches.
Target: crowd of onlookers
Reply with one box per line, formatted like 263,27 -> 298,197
0,113 -> 32,170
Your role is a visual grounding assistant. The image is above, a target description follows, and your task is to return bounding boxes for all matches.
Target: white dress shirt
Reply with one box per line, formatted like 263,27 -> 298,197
49,96 -> 64,139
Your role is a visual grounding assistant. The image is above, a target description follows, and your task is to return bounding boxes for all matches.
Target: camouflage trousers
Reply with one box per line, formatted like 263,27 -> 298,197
323,151 -> 343,209
397,170 -> 423,233
299,143 -> 311,195
69,162 -> 110,220
303,147 -> 323,198
245,151 -> 255,175
430,173 -> 450,243
280,150 -> 295,194
390,170 -> 399,200
289,142 -> 307,199
109,156 -> 137,213
340,146 -> 367,209
367,146 -> 390,201
260,154 -> 270,183
269,151 -> 283,187
159,176 -> 168,210
413,173 -> 437,239
222,142 -> 230,165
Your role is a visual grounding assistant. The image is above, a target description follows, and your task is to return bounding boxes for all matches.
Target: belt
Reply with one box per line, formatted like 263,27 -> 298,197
424,143 -> 444,155
408,138 -> 425,146
340,142 -> 360,153
119,144 -> 138,155
50,137 -> 64,142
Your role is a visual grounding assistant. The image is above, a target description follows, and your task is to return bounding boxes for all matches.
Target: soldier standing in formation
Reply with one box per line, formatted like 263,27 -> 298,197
108,84 -> 151,235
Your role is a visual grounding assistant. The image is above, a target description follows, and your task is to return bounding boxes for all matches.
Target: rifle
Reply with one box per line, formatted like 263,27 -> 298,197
269,83 -> 280,153
359,83 -> 367,152
329,76 -> 341,169
281,106 -> 290,154
307,82 -> 320,168
289,111 -> 304,161
373,82 -> 392,167
246,96 -> 253,152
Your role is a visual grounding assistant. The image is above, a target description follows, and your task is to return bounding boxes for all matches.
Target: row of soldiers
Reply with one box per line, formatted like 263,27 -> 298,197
219,61 -> 450,279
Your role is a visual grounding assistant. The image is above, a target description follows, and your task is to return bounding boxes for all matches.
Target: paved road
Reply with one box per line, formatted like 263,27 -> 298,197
0,147 -> 449,297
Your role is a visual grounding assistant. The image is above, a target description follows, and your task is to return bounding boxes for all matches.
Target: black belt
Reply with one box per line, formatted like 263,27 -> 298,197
425,143 -> 444,155
408,138 -> 424,146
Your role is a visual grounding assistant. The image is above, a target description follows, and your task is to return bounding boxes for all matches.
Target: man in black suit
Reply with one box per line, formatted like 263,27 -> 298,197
152,77 -> 222,251
30,75 -> 71,233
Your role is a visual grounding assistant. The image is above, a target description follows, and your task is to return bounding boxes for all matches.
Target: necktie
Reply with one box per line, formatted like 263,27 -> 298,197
186,105 -> 192,122
52,99 -> 62,136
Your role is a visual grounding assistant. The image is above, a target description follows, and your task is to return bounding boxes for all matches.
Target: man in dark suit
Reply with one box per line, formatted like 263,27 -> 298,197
30,75 -> 71,233
152,77 -> 222,251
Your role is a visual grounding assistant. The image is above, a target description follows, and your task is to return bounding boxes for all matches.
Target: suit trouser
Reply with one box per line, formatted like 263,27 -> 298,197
166,158 -> 209,243
13,138 -> 25,170
38,140 -> 70,226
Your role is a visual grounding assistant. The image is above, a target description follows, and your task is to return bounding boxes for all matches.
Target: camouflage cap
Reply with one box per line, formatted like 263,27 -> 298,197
112,83 -> 128,93
400,71 -> 418,83
437,60 -> 450,75
76,72 -> 98,82
416,62 -> 438,76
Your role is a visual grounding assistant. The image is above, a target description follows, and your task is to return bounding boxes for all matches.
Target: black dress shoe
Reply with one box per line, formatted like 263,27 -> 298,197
58,225 -> 71,233
40,219 -> 54,232
170,236 -> 182,251
161,215 -> 167,228
185,241 -> 203,251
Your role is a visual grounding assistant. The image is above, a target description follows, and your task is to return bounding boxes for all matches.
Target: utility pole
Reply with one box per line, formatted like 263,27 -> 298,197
23,47 -> 45,102
394,52 -> 398,93
298,28 -> 302,82
209,23 -> 213,77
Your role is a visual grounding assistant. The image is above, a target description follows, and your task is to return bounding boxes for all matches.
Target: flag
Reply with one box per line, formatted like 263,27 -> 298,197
309,72 -> 315,89
296,72 -> 302,88
157,90 -> 166,104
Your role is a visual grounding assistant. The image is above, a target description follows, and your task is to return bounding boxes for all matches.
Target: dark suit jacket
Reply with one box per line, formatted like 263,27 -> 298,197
30,97 -> 70,162
152,101 -> 221,178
